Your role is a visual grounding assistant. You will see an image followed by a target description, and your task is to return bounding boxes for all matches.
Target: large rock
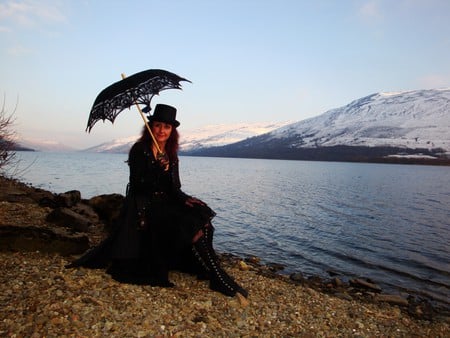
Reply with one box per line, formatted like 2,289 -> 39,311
375,294 -> 409,306
0,176 -> 56,205
56,190 -> 82,207
0,176 -> 108,256
46,207 -> 92,232
89,194 -> 124,230
72,202 -> 101,224
0,225 -> 89,255
349,278 -> 382,292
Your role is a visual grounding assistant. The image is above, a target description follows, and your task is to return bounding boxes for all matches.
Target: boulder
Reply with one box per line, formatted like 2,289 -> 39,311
72,202 -> 101,224
349,278 -> 382,292
290,272 -> 306,283
0,176 -> 58,207
56,190 -> 81,207
46,207 -> 92,232
0,176 -> 102,256
332,277 -> 344,287
88,194 -> 124,230
0,225 -> 89,255
375,294 -> 409,306
267,262 -> 286,272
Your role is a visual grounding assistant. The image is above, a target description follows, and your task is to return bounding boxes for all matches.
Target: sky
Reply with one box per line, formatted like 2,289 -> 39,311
1,0 -> 450,149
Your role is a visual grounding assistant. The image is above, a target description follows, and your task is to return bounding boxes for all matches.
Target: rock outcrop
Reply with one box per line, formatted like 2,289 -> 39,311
0,176 -> 123,255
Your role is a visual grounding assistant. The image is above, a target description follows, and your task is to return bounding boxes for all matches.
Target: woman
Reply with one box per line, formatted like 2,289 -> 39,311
68,104 -> 247,298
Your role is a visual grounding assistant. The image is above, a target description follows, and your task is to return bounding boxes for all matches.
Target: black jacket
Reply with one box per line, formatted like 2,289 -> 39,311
67,140 -> 211,271
111,141 -> 191,259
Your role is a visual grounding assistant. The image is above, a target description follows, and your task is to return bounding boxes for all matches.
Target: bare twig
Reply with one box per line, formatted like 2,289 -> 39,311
0,94 -> 19,176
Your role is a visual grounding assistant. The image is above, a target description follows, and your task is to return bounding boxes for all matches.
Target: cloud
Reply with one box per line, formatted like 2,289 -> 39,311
358,0 -> 383,22
0,0 -> 67,29
6,44 -> 34,56
418,74 -> 450,89
0,26 -> 12,33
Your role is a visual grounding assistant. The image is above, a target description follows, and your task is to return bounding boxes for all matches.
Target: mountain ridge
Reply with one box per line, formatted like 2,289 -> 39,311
268,88 -> 449,150
16,88 -> 450,165
80,121 -> 292,154
184,88 -> 450,165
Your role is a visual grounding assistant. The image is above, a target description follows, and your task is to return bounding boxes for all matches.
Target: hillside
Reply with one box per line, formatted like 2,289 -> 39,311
15,88 -> 450,164
82,122 -> 291,153
185,89 -> 450,165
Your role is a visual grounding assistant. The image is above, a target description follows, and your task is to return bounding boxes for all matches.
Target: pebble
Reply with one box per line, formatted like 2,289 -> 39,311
0,252 -> 448,337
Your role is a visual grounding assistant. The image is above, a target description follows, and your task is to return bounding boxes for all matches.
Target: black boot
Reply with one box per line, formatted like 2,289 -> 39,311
203,225 -> 216,258
148,264 -> 175,288
192,235 -> 248,298
203,225 -> 248,297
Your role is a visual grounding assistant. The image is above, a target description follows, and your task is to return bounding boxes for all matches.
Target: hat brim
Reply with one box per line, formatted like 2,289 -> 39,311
148,116 -> 180,128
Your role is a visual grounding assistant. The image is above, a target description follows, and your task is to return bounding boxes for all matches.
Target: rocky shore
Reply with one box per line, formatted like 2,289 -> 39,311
1,175 -> 449,337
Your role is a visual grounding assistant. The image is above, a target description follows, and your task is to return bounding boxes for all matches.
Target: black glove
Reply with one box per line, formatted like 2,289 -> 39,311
156,152 -> 169,171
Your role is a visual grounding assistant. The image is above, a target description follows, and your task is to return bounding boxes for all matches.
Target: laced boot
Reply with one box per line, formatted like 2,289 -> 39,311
203,224 -> 218,260
192,235 -> 248,298
203,225 -> 248,297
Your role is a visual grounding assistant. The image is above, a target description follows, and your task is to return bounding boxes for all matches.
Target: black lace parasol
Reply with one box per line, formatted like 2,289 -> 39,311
86,69 -> 190,132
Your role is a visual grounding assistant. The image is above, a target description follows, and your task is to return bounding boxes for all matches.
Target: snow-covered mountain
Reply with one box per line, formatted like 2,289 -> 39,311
84,122 -> 292,153
83,135 -> 140,153
187,88 -> 450,163
18,138 -> 76,152
17,88 -> 450,164
180,122 -> 292,151
269,88 -> 449,151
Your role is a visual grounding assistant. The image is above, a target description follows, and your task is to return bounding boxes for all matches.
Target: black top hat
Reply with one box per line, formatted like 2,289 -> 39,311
148,104 -> 180,127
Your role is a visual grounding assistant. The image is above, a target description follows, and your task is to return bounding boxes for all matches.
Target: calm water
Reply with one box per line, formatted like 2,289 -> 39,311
12,151 -> 450,308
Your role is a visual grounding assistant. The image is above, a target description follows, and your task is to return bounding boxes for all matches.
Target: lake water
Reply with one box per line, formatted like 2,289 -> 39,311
11,151 -> 450,309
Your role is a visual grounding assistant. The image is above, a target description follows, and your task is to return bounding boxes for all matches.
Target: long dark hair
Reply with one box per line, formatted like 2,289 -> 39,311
138,123 -> 179,162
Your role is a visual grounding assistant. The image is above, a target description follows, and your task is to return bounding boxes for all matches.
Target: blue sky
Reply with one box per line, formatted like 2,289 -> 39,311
1,0 -> 449,149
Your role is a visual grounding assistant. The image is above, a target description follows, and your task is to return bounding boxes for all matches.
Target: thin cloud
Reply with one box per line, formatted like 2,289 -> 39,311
0,26 -> 12,33
6,44 -> 34,56
0,0 -> 67,29
358,0 -> 383,22
418,74 -> 450,89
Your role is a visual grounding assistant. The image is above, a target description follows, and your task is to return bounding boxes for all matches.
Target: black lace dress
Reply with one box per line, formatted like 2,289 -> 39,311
68,140 -> 215,285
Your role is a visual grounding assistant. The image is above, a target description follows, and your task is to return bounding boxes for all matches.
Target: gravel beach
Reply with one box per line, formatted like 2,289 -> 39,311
0,251 -> 449,337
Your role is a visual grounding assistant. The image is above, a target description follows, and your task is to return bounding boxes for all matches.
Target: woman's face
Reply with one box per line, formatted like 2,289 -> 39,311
151,121 -> 173,144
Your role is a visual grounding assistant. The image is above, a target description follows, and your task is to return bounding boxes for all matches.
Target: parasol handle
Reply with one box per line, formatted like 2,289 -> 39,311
121,73 -> 163,155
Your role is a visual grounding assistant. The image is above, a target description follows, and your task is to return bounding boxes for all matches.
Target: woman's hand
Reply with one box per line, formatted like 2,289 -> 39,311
185,197 -> 206,207
158,158 -> 169,171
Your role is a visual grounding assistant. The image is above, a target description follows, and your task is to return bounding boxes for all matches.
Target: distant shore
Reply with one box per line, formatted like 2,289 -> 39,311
13,145 -> 450,166
182,145 -> 450,166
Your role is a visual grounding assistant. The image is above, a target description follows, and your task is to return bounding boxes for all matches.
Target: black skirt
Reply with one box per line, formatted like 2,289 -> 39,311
67,194 -> 216,285
147,198 -> 216,249
109,197 -> 216,284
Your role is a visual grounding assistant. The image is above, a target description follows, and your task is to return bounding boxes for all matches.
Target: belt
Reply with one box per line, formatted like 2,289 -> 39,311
153,191 -> 167,196
151,191 -> 168,201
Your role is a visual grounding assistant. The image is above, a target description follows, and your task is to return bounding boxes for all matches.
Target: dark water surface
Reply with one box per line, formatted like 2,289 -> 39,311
14,152 -> 450,308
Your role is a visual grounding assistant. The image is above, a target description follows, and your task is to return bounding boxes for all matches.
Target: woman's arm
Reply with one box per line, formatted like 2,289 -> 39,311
128,142 -> 155,229
128,142 -> 156,194
170,159 -> 191,203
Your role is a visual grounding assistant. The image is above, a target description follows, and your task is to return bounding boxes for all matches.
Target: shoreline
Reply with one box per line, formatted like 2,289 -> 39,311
1,174 -> 449,313
221,252 -> 450,318
1,175 -> 449,335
